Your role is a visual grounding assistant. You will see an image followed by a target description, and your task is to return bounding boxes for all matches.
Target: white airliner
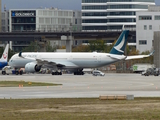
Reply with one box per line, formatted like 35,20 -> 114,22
0,44 -> 9,69
8,30 -> 154,75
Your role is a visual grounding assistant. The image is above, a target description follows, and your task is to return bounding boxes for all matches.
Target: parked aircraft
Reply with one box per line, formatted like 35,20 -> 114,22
8,30 -> 153,75
0,44 -> 9,69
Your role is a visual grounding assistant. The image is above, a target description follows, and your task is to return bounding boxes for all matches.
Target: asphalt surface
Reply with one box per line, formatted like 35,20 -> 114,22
0,73 -> 160,99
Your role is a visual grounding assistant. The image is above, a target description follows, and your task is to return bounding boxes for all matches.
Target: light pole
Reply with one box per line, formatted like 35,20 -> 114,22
70,23 -> 72,42
70,23 -> 72,52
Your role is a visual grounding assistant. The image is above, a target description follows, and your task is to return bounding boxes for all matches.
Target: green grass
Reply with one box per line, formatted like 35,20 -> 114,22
0,81 -> 62,87
0,98 -> 160,120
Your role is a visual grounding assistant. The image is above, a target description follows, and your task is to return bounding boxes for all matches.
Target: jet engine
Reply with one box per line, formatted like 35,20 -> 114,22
25,62 -> 41,73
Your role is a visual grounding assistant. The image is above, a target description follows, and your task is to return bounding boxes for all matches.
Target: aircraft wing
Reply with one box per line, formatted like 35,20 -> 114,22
125,51 -> 154,60
37,59 -> 78,68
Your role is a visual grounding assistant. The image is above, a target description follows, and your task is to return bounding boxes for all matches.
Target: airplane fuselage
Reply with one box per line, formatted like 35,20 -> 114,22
9,52 -> 125,69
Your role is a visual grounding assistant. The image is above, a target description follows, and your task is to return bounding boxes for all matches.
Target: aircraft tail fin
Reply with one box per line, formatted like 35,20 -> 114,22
1,44 -> 9,62
110,30 -> 129,55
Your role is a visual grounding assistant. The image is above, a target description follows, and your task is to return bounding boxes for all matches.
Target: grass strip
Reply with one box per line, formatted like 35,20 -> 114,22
0,81 -> 62,87
0,98 -> 160,120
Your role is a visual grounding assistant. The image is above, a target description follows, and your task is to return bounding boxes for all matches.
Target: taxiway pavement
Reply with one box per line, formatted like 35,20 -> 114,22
0,73 -> 160,99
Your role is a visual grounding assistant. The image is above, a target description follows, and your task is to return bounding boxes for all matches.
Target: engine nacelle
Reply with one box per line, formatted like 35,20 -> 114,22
25,62 -> 41,73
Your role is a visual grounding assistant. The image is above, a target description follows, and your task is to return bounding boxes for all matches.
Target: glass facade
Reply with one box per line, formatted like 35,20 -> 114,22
139,40 -> 147,45
139,16 -> 152,20
82,25 -> 122,30
12,17 -> 35,23
82,5 -> 148,9
82,18 -> 135,23
11,10 -> 36,31
12,24 -> 36,31
155,16 -> 160,20
82,0 -> 155,30
82,12 -> 135,16
82,0 -> 154,3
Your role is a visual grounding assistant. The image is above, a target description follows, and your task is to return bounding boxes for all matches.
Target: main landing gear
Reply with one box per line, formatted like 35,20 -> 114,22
74,71 -> 84,75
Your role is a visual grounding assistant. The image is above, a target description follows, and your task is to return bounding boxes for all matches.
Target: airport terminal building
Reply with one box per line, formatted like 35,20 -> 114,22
81,0 -> 155,31
1,8 -> 81,51
9,9 -> 81,32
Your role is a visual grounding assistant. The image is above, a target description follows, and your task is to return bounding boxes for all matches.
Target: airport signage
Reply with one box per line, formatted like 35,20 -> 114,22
12,12 -> 35,17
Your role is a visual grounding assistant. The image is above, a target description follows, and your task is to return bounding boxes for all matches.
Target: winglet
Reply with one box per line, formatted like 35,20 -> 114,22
149,50 -> 155,56
125,50 -> 155,60
122,25 -> 125,30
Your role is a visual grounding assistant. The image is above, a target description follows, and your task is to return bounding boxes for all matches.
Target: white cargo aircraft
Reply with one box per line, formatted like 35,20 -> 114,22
8,30 -> 154,75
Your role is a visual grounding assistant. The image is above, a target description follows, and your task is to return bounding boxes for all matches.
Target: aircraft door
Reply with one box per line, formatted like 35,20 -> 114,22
93,55 -> 97,62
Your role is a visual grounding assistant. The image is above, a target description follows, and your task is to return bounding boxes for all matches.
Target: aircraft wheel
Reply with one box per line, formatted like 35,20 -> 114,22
55,72 -> 58,75
20,70 -> 23,75
2,71 -> 6,75
15,71 -> 19,75
52,72 -> 55,75
81,72 -> 84,75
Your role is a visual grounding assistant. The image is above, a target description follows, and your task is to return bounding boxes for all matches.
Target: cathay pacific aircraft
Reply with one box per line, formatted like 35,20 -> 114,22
0,44 -> 9,69
8,30 -> 153,75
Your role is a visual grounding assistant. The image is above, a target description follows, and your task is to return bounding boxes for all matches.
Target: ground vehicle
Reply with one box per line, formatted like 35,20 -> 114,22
92,70 -> 105,76
133,64 -> 154,73
2,66 -> 25,75
141,68 -> 159,76
2,66 -> 14,75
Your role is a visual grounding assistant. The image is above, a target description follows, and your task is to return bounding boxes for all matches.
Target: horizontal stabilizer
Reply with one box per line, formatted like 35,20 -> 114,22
125,51 -> 154,60
107,54 -> 126,60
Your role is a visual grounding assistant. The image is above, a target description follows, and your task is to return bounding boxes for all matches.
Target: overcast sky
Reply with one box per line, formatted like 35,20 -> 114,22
1,0 -> 160,11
